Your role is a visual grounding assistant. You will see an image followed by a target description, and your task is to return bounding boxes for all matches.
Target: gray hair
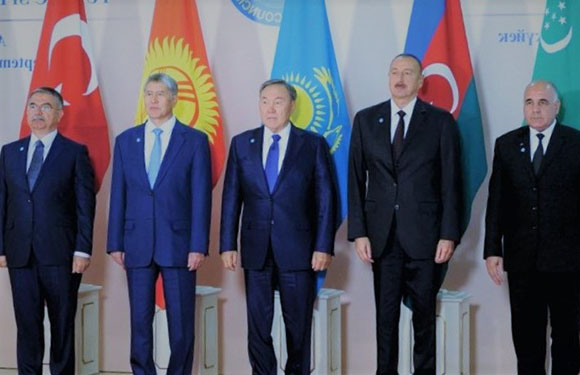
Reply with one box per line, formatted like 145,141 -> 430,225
145,72 -> 178,96
259,79 -> 297,101
29,87 -> 64,109
526,80 -> 560,102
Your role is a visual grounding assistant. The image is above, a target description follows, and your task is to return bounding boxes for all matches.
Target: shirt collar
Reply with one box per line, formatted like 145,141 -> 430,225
390,96 -> 418,118
145,115 -> 176,134
530,119 -> 556,139
30,129 -> 58,148
264,122 -> 291,141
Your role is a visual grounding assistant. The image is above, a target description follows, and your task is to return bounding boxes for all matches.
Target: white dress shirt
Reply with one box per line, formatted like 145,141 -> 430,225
390,97 -> 418,142
144,116 -> 176,170
262,123 -> 291,172
529,120 -> 556,161
28,130 -> 90,258
27,130 -> 58,171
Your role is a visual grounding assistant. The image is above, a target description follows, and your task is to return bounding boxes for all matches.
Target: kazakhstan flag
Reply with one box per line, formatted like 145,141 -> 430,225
271,0 -> 351,225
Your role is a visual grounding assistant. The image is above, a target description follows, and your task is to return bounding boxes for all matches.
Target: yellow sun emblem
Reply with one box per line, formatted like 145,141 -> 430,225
135,36 -> 220,144
283,67 -> 343,153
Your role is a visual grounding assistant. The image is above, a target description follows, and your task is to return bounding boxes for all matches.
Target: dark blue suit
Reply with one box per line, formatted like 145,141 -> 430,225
220,124 -> 335,374
107,120 -> 211,374
0,133 -> 95,374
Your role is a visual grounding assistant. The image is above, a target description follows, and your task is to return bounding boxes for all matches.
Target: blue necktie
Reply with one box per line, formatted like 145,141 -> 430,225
148,128 -> 163,188
265,134 -> 281,193
27,140 -> 44,190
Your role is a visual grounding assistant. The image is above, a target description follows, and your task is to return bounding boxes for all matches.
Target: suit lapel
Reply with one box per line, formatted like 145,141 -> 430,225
153,122 -> 186,189
16,138 -> 30,191
372,101 -> 394,173
129,125 -> 150,189
248,126 -> 269,193
31,133 -> 65,192
401,99 -> 427,157
516,127 -> 536,182
273,124 -> 305,194
538,123 -> 564,176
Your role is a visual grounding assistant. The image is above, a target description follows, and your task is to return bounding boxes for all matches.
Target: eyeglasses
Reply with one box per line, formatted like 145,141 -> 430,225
27,103 -> 61,113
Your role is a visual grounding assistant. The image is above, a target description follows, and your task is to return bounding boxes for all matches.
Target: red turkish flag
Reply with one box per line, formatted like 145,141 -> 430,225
20,0 -> 110,191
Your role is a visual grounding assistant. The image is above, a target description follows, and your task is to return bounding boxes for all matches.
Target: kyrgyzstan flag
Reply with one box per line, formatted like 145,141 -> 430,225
134,0 -> 226,187
135,0 -> 226,309
20,0 -> 110,191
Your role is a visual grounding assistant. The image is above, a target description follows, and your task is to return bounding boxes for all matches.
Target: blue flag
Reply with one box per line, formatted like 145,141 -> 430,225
271,0 -> 351,291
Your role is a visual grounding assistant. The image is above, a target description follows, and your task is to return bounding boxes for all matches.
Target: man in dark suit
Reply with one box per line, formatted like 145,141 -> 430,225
484,80 -> 580,374
220,79 -> 336,375
107,73 -> 212,375
348,54 -> 462,375
0,87 -> 96,374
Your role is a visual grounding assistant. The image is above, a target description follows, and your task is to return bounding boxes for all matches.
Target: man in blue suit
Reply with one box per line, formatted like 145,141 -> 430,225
107,73 -> 212,375
220,79 -> 336,375
0,87 -> 96,374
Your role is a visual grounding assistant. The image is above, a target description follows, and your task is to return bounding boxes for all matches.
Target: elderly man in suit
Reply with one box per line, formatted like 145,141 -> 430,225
107,72 -> 212,375
484,80 -> 580,374
348,53 -> 462,375
0,87 -> 96,374
220,79 -> 336,375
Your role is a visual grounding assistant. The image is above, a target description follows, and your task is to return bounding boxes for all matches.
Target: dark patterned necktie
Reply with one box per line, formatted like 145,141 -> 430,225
532,133 -> 544,176
392,110 -> 405,161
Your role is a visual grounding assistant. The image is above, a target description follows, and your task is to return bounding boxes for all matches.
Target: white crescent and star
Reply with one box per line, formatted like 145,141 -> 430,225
540,25 -> 573,54
48,13 -> 98,102
422,63 -> 459,114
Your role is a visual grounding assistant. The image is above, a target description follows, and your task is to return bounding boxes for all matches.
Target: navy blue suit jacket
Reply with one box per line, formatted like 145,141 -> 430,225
0,133 -> 96,267
107,120 -> 212,268
220,125 -> 336,271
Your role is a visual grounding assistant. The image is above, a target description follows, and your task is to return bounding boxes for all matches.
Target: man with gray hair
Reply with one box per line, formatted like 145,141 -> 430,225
0,86 -> 95,374
220,78 -> 336,374
107,72 -> 212,374
485,80 -> 580,374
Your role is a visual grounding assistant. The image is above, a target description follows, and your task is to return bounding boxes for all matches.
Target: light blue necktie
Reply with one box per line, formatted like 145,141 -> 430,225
265,134 -> 281,193
148,128 -> 163,188
27,140 -> 44,190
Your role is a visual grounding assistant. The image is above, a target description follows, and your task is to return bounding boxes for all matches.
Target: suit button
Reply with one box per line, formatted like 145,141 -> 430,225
394,204 -> 400,210
27,199 -> 31,203
532,206 -> 538,211
271,220 -> 274,225
392,182 -> 397,187
532,187 -> 537,192
532,226 -> 537,230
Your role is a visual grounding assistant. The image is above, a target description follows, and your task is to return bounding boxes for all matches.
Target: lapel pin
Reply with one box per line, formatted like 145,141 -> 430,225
136,138 -> 141,143
19,146 -> 24,152
250,138 -> 255,144
378,117 -> 384,124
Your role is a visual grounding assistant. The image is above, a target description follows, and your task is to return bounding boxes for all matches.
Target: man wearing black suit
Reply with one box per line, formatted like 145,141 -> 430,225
220,79 -> 336,375
484,80 -> 580,374
348,54 -> 462,375
0,87 -> 96,374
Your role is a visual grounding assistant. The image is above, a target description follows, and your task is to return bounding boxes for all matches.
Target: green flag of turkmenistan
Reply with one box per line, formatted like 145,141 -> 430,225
532,0 -> 580,127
